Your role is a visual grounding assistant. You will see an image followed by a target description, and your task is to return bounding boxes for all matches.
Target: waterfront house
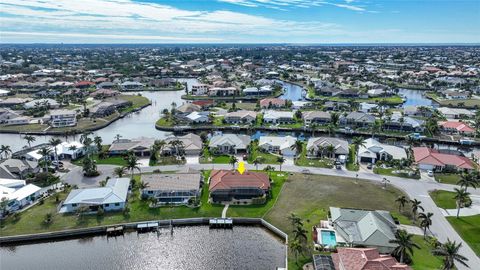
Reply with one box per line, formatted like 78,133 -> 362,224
258,135 -> 296,157
0,179 -> 42,214
243,86 -> 273,96
208,170 -> 270,204
209,134 -> 251,154
60,178 -> 130,213
120,81 -> 144,91
23,98 -> 59,109
90,102 -> 116,117
330,248 -> 412,270
54,141 -> 86,160
109,137 -> 155,156
413,147 -> 475,172
382,113 -> 424,132
359,102 -> 378,113
176,103 -> 201,114
184,111 -> 210,124
340,112 -> 376,128
163,133 -> 203,156
263,110 -> 295,125
49,109 -> 77,128
5,116 -> 31,125
442,89 -> 469,99
439,121 -> 475,135
0,108 -> 21,124
208,87 -> 238,96
358,138 -> 407,163
306,137 -> 349,159
303,111 -> 331,125
437,107 -> 475,119
329,207 -> 398,254
141,173 -> 202,205
0,159 -> 39,179
259,98 -> 286,109
191,83 -> 210,95
316,86 -> 342,97
224,110 -> 257,124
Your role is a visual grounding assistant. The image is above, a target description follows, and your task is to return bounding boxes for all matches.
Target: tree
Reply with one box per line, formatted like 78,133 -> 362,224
43,212 -> 54,225
382,177 -> 390,189
37,147 -> 52,172
410,199 -> 424,221
389,229 -> 420,263
125,153 -> 141,179
277,156 -> 285,171
330,112 -> 340,127
114,134 -> 122,142
114,166 -> 126,178
82,155 -> 98,177
457,173 -> 478,192
0,145 -> 12,159
253,156 -> 264,170
49,138 -> 62,169
93,136 -> 103,152
139,181 -> 149,189
289,239 -> 303,264
418,212 -> 433,239
23,135 -> 36,148
0,197 -> 9,216
453,188 -> 470,218
432,239 -> 469,269
351,137 -> 365,165
264,165 -> 275,176
325,144 -> 336,159
290,140 -> 303,156
288,213 -> 303,227
229,155 -> 238,170
327,124 -> 336,136
395,195 -> 408,212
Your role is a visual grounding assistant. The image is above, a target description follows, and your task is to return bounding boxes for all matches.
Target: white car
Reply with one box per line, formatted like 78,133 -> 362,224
427,170 -> 434,177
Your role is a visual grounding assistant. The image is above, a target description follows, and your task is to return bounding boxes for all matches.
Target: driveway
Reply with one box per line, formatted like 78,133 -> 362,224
61,164 -> 118,188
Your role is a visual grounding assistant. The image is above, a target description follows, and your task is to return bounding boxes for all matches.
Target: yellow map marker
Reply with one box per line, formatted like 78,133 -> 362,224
237,161 -> 246,174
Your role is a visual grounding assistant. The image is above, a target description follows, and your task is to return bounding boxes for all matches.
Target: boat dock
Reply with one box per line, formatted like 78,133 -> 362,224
106,226 -> 124,236
136,222 -> 159,233
209,218 -> 233,229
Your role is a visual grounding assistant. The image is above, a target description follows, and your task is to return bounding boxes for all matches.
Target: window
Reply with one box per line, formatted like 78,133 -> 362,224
104,204 -> 109,207
115,203 -> 120,206
72,204 -> 77,207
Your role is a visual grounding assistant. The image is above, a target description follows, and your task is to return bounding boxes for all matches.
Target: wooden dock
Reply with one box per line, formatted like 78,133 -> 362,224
209,218 -> 233,229
106,226 -> 124,236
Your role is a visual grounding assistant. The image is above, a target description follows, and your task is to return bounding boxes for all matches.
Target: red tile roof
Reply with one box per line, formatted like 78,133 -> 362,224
331,248 -> 412,270
209,170 -> 270,192
413,147 -> 475,169
192,100 -> 214,107
260,98 -> 286,108
440,121 -> 475,133
75,81 -> 95,87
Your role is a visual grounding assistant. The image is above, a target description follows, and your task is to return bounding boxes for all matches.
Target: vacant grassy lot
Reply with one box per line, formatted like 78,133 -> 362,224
0,171 -> 287,236
447,215 -> 480,256
118,94 -> 151,113
410,235 -> 443,270
430,190 -> 457,209
435,173 -> 461,185
263,173 -> 411,269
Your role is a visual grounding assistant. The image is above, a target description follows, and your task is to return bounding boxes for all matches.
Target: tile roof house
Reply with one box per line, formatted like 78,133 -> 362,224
176,103 -> 202,114
383,112 -> 424,132
263,110 -> 295,124
437,107 -> 474,119
331,248 -> 412,270
0,159 -> 39,179
209,134 -> 251,154
258,135 -> 297,157
330,207 -> 398,254
340,112 -> 376,128
209,170 -> 270,204
306,137 -> 349,158
141,173 -> 202,205
109,137 -> 155,156
224,110 -> 258,124
439,121 -> 475,134
413,147 -> 475,171
163,133 -> 203,155
259,98 -> 286,108
60,178 -> 130,213
303,111 -> 331,125
358,138 -> 407,163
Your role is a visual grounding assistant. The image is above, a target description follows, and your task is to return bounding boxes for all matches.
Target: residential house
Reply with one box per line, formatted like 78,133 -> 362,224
316,87 -> 342,97
209,170 -> 270,204
163,133 -> 203,155
141,173 -> 202,205
90,102 -> 116,117
208,87 -> 238,96
23,98 -> 59,109
120,81 -> 144,90
329,207 -> 398,254
5,116 -> 31,125
413,147 -> 475,172
303,111 -> 331,125
359,103 -> 379,113
437,107 -> 475,119
306,137 -> 349,159
442,89 -> 469,99
263,110 -> 295,125
60,178 -> 130,213
0,108 -> 21,124
49,109 -> 77,128
260,98 -> 286,109
243,86 -> 273,96
358,138 -> 407,163
191,83 -> 210,95
224,110 -> 257,124
403,106 -> 432,117
330,248 -> 412,270
0,159 -> 39,179
176,103 -> 201,114
185,111 -> 210,123
54,141 -> 86,160
258,135 -> 296,157
90,89 -> 119,98
0,179 -> 42,214
439,121 -> 475,135
340,112 -> 376,128
108,137 -> 155,156
0,98 -> 30,107
209,134 -> 251,154
383,113 -> 424,132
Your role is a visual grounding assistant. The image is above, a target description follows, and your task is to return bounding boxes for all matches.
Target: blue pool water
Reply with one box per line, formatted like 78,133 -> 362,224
321,230 -> 337,247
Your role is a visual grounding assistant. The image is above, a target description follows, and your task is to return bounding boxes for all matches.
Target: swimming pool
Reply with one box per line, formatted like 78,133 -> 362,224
320,230 -> 337,247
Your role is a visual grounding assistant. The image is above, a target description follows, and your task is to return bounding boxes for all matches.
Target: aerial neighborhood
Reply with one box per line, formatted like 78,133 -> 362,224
0,45 -> 479,270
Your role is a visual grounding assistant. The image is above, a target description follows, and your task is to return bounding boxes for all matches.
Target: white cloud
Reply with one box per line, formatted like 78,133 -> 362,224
218,0 -> 368,12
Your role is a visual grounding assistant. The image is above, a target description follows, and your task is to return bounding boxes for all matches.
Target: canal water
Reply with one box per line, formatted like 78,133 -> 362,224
0,226 -> 286,270
397,88 -> 436,108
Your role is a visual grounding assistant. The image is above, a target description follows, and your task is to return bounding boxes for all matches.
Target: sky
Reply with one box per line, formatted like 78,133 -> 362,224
0,0 -> 479,44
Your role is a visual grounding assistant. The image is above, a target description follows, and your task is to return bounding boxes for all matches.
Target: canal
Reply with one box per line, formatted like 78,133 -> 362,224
0,226 -> 286,270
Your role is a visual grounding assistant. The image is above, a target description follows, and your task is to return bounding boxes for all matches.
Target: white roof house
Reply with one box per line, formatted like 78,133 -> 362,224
186,111 -> 209,123
60,178 -> 130,213
55,141 -> 85,160
263,110 -> 294,124
258,136 -> 297,156
0,180 -> 42,213
209,134 -> 251,153
358,138 -> 407,163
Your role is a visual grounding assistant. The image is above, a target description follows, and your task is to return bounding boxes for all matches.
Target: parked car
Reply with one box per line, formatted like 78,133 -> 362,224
427,170 -> 434,177
367,163 -> 373,169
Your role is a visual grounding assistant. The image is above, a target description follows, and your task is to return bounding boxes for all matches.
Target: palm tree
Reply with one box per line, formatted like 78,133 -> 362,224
351,136 -> 365,165
253,156 -> 264,170
139,181 -> 149,189
395,195 -> 408,212
432,239 -> 469,269
289,240 -> 303,264
290,140 -> 303,156
37,147 -> 52,172
457,173 -> 478,192
277,156 -> 285,171
325,144 -> 336,159
288,212 -> 303,227
114,134 -> 122,142
264,165 -> 275,176
327,124 -> 336,136
410,199 -> 424,221
93,136 -> 103,152
389,229 -> 420,263
114,167 -> 126,178
310,122 -> 318,137
49,138 -> 62,169
330,112 -> 340,127
125,153 -> 141,179
0,145 -> 12,159
292,223 -> 308,242
23,135 -> 36,148
229,155 -> 238,170
418,212 -> 433,238
453,188 -> 470,218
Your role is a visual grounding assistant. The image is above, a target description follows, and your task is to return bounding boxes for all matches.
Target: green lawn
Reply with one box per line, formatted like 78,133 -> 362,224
294,143 -> 334,168
118,94 -> 151,113
247,142 -> 282,165
435,173 -> 461,185
429,190 -> 457,209
154,156 -> 186,166
410,236 -> 444,270
155,117 -> 175,127
426,92 -> 480,109
447,215 -> 480,256
0,171 -> 287,236
199,148 -> 233,164
72,153 -> 128,167
373,167 -> 420,179
263,173 -> 411,269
